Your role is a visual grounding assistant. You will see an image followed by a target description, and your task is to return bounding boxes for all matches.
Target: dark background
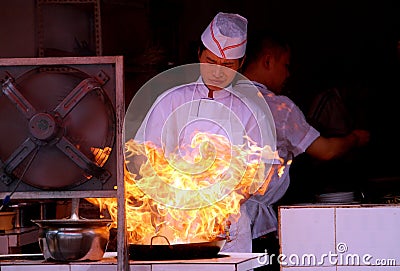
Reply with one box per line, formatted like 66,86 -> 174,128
1,0 -> 399,202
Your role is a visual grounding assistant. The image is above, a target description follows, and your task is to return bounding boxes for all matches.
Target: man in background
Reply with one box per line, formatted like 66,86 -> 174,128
234,29 -> 370,270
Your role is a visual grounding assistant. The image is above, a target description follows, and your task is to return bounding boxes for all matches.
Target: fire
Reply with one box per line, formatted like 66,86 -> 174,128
87,132 -> 279,245
278,159 -> 291,177
91,146 -> 112,167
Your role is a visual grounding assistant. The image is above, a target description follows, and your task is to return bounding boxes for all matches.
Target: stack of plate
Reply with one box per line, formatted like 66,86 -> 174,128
316,192 -> 356,204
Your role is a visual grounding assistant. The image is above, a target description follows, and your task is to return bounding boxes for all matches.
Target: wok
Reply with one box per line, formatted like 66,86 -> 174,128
129,235 -> 226,260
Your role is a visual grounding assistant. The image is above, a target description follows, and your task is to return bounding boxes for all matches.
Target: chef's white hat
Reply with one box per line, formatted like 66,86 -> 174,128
201,12 -> 248,59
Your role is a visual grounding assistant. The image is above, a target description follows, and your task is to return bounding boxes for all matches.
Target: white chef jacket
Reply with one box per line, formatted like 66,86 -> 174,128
135,77 -> 271,151
234,80 -> 320,239
134,77 -> 275,252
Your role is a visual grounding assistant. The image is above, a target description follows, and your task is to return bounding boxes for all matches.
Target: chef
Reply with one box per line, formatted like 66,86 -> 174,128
133,12 -> 276,253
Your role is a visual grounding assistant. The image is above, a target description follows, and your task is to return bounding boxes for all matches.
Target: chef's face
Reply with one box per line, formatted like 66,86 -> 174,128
268,50 -> 290,94
198,49 -> 242,92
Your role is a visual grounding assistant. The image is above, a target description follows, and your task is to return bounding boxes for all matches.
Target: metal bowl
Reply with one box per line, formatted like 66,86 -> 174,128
33,218 -> 112,261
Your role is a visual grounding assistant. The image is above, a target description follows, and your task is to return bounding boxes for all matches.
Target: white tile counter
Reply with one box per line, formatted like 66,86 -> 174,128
278,204 -> 400,271
0,252 -> 265,271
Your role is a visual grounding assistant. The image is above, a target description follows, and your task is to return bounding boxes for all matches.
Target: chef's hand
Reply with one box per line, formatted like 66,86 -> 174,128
239,190 -> 251,204
125,154 -> 148,178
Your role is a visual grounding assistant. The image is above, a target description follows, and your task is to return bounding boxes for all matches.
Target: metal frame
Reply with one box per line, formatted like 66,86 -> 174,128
36,0 -> 103,57
0,56 -> 128,271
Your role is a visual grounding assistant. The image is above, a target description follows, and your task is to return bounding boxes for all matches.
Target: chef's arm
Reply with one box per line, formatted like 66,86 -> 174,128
124,153 -> 148,180
305,129 -> 370,161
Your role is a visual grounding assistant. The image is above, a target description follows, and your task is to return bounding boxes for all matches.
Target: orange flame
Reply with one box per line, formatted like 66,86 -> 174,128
91,146 -> 112,167
87,132 -> 278,245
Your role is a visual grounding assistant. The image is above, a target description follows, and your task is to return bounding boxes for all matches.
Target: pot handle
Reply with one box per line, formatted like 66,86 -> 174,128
70,198 -> 80,220
150,235 -> 172,249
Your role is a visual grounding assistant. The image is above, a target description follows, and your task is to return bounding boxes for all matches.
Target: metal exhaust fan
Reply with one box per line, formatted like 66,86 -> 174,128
0,57 -> 124,199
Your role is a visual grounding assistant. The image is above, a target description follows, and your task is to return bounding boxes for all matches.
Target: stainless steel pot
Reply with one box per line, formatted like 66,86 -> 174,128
32,198 -> 112,261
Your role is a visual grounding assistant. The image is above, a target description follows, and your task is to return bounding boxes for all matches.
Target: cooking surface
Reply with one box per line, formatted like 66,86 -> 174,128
0,252 -> 265,271
279,204 -> 400,270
